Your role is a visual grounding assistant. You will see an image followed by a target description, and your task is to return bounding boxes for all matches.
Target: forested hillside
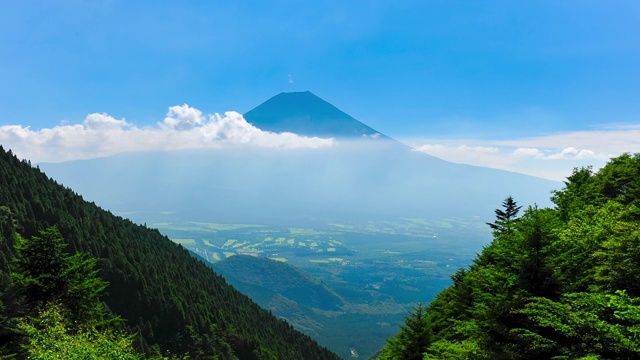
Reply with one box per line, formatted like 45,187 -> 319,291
380,153 -> 640,359
212,255 -> 344,312
0,146 -> 339,359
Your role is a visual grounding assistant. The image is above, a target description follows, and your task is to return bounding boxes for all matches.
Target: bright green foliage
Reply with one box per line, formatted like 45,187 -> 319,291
2,226 -> 136,359
12,226 -> 108,327
380,153 -> 640,359
423,338 -> 487,360
18,303 -> 140,360
378,303 -> 430,360
513,291 -> 640,359
551,166 -> 595,221
594,153 -> 640,206
592,205 -> 640,296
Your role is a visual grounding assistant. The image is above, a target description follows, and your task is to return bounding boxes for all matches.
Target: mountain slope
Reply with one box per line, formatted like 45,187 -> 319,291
208,255 -> 403,359
212,255 -> 344,311
244,91 -> 389,139
0,146 -> 339,359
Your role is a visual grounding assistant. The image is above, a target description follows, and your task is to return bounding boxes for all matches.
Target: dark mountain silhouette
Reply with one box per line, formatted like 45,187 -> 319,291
245,91 -> 389,139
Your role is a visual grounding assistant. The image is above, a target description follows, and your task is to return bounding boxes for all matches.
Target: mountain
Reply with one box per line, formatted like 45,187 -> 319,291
37,92 -> 560,226
0,146 -> 339,359
10,93 -> 563,357
244,91 -> 389,139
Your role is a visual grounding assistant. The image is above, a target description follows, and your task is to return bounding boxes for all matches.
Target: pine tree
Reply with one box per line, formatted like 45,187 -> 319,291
379,303 -> 430,360
517,208 -> 559,299
486,196 -> 522,233
11,226 -> 109,327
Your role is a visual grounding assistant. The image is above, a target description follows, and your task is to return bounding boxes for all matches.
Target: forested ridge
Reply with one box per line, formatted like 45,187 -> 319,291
379,153 -> 640,359
212,255 -> 344,311
0,146 -> 339,359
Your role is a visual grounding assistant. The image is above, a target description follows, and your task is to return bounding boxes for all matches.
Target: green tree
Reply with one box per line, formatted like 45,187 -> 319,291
379,303 -> 430,360
551,166 -> 594,221
486,196 -> 522,234
11,226 -> 109,327
592,203 -> 640,296
516,207 -> 560,299
512,291 -> 640,359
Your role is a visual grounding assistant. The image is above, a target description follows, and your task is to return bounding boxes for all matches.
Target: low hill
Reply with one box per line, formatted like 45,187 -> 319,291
0,146 -> 339,359
212,255 -> 344,311
208,255 -> 409,359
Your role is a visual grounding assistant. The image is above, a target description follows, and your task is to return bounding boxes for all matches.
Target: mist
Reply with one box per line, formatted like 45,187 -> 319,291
38,139 -> 559,227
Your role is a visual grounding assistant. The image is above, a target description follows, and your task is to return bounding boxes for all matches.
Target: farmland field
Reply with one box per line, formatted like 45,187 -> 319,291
117,212 -> 493,357
153,217 -> 492,303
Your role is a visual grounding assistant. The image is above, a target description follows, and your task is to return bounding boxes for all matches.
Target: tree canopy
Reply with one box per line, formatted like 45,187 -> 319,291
380,153 -> 640,359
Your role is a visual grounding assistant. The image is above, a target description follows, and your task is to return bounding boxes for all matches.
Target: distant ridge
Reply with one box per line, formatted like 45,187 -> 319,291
244,91 -> 389,139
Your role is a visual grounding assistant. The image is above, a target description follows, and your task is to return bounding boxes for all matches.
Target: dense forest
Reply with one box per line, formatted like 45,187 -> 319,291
0,146 -> 339,359
379,153 -> 640,359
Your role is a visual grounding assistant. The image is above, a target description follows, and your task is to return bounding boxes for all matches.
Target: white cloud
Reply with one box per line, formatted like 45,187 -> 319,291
84,113 -> 132,130
512,147 -> 544,158
457,145 -> 499,153
497,129 -> 640,156
412,144 -> 510,170
545,147 -> 597,160
0,105 -> 335,163
161,104 -> 204,130
511,146 -> 608,160
409,126 -> 640,181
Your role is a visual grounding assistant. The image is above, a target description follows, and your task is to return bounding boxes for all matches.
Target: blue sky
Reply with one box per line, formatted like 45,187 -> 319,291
1,1 -> 639,180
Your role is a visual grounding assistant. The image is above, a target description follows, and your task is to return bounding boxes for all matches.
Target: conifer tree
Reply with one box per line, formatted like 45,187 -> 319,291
379,303 -> 430,360
486,196 -> 521,233
11,226 -> 109,327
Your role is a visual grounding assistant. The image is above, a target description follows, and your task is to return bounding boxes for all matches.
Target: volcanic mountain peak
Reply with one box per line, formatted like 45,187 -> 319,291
244,91 -> 388,139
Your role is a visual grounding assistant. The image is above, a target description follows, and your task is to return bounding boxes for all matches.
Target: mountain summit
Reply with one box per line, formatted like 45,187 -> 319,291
244,91 -> 387,139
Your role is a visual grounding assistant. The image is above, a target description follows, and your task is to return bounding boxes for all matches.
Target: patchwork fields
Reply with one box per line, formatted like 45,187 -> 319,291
150,217 -> 492,358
